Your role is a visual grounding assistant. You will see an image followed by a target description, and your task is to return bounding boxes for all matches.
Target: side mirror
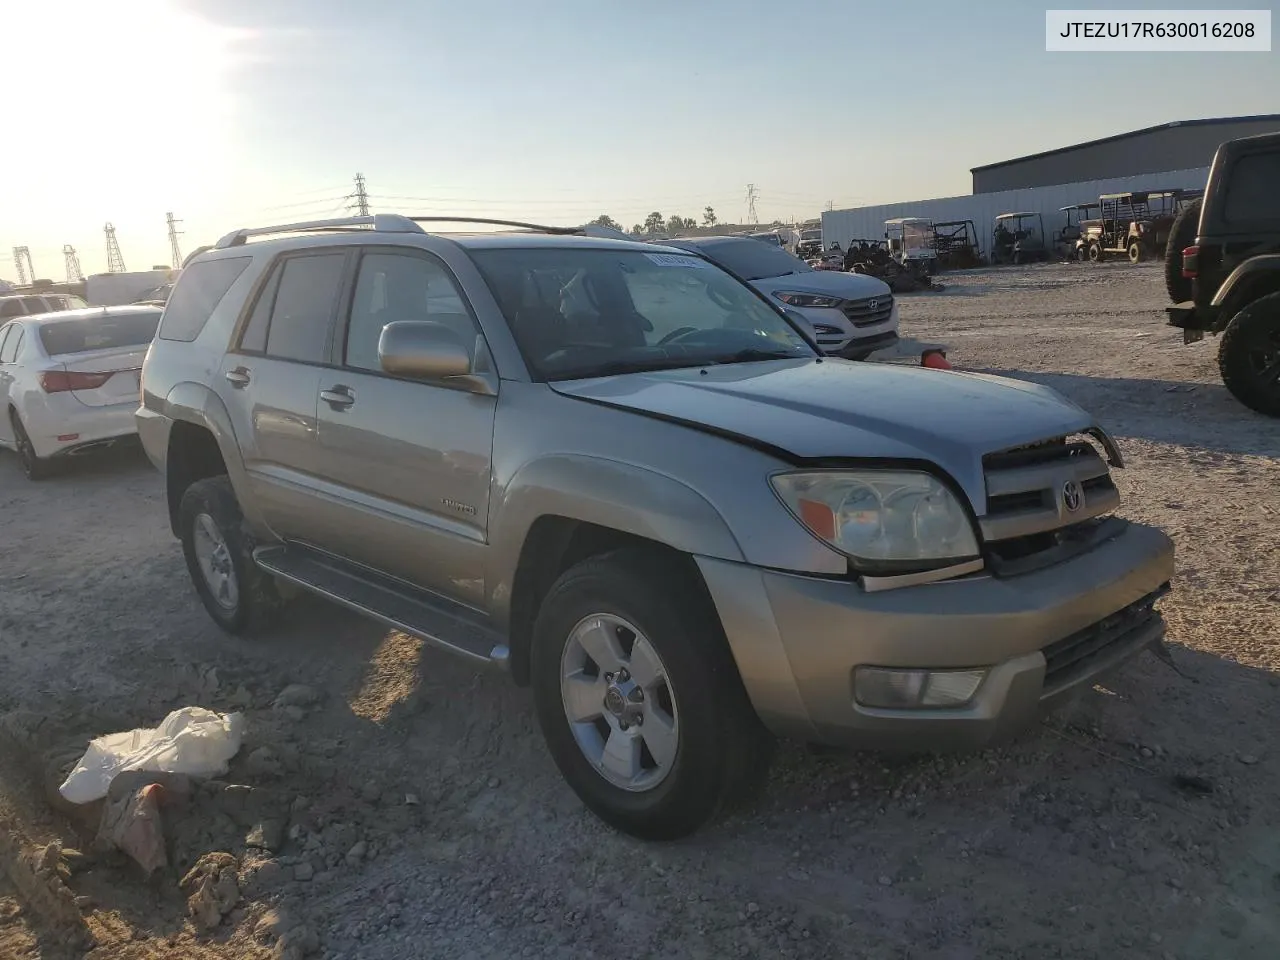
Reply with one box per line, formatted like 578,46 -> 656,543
378,320 -> 471,381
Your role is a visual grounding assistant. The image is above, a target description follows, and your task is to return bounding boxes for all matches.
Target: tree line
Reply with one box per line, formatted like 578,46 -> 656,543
588,206 -> 718,235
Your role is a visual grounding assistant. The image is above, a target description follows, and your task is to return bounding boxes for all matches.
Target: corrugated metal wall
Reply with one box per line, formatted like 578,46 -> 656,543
821,167 -> 1209,260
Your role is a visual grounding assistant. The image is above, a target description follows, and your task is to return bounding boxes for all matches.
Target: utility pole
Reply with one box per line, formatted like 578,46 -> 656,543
63,245 -> 83,282
166,212 -> 184,268
825,200 -> 834,212
104,223 -> 127,273
12,247 -> 34,286
745,183 -> 759,226
349,172 -> 370,217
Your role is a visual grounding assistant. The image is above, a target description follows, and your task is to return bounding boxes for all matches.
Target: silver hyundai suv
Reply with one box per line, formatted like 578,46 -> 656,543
137,214 -> 1175,840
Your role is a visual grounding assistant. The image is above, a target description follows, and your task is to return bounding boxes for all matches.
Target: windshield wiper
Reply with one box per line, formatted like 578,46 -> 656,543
550,357 -> 707,380
706,348 -> 806,365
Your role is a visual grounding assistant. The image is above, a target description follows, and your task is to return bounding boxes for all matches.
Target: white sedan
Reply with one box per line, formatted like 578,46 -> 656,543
0,305 -> 162,479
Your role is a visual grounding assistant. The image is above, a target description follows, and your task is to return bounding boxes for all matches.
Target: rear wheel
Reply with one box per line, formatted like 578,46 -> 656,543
8,411 -> 52,480
1218,291 -> 1280,418
1164,198 -> 1202,302
178,476 -> 284,635
1128,240 -> 1145,264
530,548 -> 772,840
1088,243 -> 1104,263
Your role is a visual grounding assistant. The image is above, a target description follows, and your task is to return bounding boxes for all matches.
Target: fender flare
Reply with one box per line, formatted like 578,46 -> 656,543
1211,255 -> 1280,328
486,454 -> 746,628
161,382 -> 269,533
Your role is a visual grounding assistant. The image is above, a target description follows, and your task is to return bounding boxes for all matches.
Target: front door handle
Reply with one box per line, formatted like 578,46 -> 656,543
320,385 -> 355,409
225,367 -> 251,387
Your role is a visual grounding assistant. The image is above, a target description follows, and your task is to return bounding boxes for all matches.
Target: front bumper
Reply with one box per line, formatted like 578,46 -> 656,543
696,519 -> 1174,750
832,330 -> 900,359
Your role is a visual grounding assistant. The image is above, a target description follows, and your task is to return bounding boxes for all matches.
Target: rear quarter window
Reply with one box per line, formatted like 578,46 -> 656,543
158,256 -> 252,342
1223,152 -> 1280,223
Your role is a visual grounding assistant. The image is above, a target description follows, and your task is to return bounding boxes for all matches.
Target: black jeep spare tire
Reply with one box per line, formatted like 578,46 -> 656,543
1164,197 -> 1202,302
530,548 -> 772,840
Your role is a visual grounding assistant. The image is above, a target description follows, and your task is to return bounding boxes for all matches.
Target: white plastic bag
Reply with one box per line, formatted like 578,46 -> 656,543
59,707 -> 245,804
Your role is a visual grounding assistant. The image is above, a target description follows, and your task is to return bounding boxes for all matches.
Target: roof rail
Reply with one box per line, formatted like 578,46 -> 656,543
406,216 -> 583,235
213,213 -> 426,249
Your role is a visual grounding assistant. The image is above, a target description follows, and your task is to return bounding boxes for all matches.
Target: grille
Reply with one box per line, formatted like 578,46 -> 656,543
840,295 -> 894,328
1041,586 -> 1168,695
979,434 -> 1120,554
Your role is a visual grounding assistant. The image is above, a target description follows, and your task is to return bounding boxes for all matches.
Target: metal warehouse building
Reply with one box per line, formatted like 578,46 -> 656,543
822,115 -> 1280,259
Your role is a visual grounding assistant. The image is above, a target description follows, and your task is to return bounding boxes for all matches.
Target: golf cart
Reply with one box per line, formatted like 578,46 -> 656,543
884,218 -> 937,274
932,220 -> 982,269
991,212 -> 1048,264
1076,190 -> 1200,264
1058,202 -> 1100,260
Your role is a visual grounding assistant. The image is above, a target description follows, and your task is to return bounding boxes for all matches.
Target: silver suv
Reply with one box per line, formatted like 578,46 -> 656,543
138,214 -> 1175,840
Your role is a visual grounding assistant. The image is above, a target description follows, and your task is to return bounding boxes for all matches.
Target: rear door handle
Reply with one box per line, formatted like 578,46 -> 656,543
225,367 -> 251,387
320,385 -> 355,409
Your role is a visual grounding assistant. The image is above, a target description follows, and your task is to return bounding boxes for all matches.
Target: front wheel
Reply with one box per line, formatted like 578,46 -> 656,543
1088,243 -> 1104,263
1128,240 -> 1144,264
531,549 -> 772,840
1218,291 -> 1280,417
178,476 -> 285,635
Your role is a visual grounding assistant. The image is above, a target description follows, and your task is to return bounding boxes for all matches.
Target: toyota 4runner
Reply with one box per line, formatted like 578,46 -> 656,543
138,214 -> 1175,840
1165,130 -> 1280,417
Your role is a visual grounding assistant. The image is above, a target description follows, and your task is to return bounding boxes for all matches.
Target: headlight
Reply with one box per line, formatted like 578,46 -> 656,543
770,470 -> 979,568
774,291 -> 843,309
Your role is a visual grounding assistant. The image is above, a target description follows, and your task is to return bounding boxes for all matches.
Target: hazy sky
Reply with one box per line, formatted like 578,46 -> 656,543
1,0 -> 1275,277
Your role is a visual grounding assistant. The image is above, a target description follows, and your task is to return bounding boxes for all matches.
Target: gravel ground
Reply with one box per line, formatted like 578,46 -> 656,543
1,260 -> 1278,960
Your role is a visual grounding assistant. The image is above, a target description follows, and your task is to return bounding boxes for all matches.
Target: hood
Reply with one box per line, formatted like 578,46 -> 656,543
551,359 -> 1097,512
749,270 -> 890,299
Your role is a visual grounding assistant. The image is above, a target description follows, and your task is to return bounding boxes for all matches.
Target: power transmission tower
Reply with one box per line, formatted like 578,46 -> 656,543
348,172 -> 370,217
104,223 -> 127,273
166,212 -> 184,268
745,183 -> 759,225
63,245 -> 83,282
12,247 -> 34,286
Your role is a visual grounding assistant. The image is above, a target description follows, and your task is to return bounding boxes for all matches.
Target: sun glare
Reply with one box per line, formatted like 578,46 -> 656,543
4,1 -> 247,226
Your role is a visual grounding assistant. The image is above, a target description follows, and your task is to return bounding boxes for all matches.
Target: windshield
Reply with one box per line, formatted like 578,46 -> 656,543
698,238 -> 811,281
39,312 -> 160,355
468,247 -> 815,382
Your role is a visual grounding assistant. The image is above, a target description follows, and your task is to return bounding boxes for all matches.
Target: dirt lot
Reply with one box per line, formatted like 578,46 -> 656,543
1,261 -> 1278,960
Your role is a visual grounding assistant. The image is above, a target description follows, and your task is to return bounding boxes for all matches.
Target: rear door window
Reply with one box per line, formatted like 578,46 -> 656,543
158,256 -> 252,342
0,324 -> 16,362
20,297 -> 47,315
0,301 -> 22,319
263,254 -> 346,364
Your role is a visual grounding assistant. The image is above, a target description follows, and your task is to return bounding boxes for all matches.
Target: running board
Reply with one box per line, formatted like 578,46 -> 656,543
254,544 -> 509,669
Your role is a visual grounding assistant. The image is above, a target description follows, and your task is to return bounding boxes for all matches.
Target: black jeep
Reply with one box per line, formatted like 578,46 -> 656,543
1166,131 -> 1280,417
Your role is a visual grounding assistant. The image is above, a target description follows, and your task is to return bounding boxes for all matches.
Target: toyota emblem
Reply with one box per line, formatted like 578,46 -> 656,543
1062,480 -> 1083,512
868,299 -> 878,310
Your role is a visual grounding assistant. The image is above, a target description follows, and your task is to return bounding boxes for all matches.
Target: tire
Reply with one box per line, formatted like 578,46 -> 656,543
1088,243 -> 1104,263
1128,240 -> 1144,264
177,475 -> 284,635
1164,198 -> 1202,302
1217,291 -> 1280,418
8,411 -> 53,480
530,548 -> 772,840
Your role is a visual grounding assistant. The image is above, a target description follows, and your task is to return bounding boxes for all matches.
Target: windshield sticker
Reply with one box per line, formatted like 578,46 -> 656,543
644,253 -> 709,268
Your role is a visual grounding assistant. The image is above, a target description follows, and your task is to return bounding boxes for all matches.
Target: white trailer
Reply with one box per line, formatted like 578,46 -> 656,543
85,269 -> 174,306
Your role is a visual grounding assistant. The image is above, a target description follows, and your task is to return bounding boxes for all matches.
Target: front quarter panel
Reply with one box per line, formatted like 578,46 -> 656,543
485,382 -> 850,625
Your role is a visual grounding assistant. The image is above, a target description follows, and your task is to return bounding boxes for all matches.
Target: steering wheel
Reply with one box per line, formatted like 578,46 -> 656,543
657,326 -> 699,345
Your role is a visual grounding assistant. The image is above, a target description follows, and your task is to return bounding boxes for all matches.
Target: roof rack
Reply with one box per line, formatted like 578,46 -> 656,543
214,214 -> 425,249
211,213 -> 639,251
